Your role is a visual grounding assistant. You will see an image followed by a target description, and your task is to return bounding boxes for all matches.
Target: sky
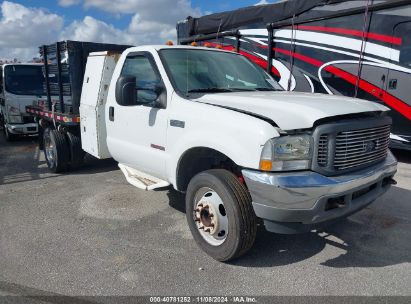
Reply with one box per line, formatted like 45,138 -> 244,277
0,0 -> 276,61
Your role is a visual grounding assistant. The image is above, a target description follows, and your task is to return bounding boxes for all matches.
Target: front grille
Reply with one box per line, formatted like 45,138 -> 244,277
334,125 -> 390,170
316,122 -> 391,174
23,116 -> 35,124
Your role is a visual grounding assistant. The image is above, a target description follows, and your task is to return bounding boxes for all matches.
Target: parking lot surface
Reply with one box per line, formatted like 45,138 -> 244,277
0,134 -> 410,297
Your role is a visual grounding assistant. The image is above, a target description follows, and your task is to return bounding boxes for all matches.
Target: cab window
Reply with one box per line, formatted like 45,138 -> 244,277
120,55 -> 162,105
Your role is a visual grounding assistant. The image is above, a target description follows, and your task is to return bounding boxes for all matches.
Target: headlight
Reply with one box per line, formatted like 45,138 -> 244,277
260,135 -> 312,171
8,106 -> 20,115
8,115 -> 23,123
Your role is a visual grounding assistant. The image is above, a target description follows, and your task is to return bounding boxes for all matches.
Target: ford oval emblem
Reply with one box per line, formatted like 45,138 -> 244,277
364,140 -> 376,153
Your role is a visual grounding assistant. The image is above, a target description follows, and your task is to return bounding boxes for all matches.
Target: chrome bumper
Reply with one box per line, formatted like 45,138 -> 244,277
242,151 -> 397,234
7,123 -> 38,134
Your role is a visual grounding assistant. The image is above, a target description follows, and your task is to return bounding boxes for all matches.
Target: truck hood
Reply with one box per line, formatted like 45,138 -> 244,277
193,91 -> 389,130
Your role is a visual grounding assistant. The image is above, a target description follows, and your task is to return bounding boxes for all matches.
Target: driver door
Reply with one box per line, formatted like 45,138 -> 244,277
107,52 -> 169,179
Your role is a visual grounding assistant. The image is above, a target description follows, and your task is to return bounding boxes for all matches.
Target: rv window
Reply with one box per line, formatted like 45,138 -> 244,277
400,46 -> 411,67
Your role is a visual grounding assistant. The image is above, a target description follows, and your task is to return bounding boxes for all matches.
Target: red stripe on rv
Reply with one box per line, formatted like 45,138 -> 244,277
272,47 -> 324,67
205,42 -> 280,76
325,65 -> 411,121
268,47 -> 411,121
295,25 -> 403,46
239,50 -> 281,76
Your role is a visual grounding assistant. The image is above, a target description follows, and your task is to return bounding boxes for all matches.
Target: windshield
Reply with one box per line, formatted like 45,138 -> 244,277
4,65 -> 45,96
160,49 -> 282,95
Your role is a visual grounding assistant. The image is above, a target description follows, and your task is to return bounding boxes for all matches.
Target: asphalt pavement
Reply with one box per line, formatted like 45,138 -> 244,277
0,133 -> 410,299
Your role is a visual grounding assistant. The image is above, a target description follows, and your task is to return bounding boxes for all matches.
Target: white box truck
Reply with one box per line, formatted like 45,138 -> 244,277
0,63 -> 45,141
27,42 -> 397,261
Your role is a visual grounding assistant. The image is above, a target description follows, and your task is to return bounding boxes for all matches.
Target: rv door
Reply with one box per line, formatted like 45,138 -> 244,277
386,21 -> 411,144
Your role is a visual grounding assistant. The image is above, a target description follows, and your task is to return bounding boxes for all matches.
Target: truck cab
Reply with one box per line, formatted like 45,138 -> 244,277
29,44 -> 398,262
0,63 -> 45,141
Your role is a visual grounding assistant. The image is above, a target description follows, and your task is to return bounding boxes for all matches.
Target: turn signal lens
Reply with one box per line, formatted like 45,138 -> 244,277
191,41 -> 198,46
259,160 -> 273,171
166,40 -> 174,46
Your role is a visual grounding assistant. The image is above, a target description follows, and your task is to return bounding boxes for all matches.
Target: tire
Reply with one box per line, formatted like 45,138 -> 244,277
66,131 -> 85,170
43,127 -> 70,173
38,124 -> 44,151
186,169 -> 257,262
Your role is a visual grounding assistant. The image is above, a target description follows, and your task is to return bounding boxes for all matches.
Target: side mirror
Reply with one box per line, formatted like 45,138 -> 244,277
115,75 -> 136,106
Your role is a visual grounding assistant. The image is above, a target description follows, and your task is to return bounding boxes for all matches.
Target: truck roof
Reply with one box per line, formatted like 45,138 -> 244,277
125,45 -> 235,54
2,63 -> 42,67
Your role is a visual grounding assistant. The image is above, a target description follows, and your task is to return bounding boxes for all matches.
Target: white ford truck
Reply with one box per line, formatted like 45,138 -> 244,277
27,42 -> 397,261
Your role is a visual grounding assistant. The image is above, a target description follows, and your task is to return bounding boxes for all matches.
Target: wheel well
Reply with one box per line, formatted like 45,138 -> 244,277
176,147 -> 241,192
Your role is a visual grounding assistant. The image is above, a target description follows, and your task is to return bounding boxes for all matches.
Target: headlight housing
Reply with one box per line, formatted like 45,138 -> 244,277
8,106 -> 20,115
8,115 -> 23,123
260,135 -> 313,171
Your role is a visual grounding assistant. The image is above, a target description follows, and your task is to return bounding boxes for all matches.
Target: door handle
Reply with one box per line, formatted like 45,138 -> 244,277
388,79 -> 397,90
109,106 -> 114,121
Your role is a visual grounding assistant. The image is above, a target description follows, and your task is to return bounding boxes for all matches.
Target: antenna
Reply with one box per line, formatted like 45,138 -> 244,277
354,0 -> 372,98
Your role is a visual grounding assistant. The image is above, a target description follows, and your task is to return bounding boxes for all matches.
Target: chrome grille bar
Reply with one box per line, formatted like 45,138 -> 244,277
317,135 -> 328,167
317,124 -> 390,172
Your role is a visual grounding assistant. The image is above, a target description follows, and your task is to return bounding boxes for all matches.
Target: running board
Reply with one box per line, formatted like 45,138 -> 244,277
118,164 -> 170,191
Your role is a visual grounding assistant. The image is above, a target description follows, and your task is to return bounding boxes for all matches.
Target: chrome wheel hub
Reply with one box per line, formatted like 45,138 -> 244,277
193,187 -> 228,246
44,131 -> 55,166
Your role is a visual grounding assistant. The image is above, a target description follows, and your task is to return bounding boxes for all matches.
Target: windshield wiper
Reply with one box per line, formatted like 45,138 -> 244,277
187,88 -> 234,93
229,88 -> 256,92
228,87 -> 278,92
253,87 -> 278,91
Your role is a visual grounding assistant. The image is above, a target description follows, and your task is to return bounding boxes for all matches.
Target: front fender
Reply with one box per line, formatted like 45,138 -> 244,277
166,106 -> 279,187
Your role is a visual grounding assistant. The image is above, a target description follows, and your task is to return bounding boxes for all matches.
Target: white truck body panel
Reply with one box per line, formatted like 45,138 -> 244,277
105,47 -> 171,179
164,92 -> 279,187
80,52 -> 121,159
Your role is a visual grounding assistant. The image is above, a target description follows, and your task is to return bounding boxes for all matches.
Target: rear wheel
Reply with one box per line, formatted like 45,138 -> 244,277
43,128 -> 70,173
186,169 -> 257,262
66,131 -> 85,170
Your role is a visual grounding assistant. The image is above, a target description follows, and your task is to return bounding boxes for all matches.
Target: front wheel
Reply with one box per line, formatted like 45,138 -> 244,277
186,169 -> 257,262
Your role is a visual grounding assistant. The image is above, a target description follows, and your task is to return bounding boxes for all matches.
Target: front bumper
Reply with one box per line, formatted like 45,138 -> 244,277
242,151 -> 397,234
7,123 -> 38,135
